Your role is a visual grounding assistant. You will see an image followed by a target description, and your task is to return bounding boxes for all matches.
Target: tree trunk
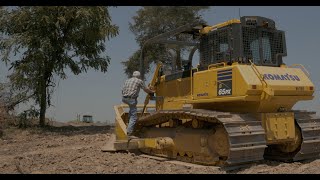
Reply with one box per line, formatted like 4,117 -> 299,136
39,80 -> 47,127
175,48 -> 181,71
175,35 -> 182,71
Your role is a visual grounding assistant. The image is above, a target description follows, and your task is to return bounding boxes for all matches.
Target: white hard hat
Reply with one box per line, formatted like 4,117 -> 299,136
132,71 -> 140,78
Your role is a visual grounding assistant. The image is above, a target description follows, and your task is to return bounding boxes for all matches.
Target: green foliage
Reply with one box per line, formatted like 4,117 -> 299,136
122,6 -> 209,77
0,6 -> 119,126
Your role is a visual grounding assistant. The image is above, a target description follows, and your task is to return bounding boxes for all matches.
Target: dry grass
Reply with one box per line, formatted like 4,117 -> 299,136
0,105 -> 7,137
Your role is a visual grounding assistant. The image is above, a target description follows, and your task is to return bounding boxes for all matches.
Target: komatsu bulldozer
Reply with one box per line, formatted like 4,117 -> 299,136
102,16 -> 320,166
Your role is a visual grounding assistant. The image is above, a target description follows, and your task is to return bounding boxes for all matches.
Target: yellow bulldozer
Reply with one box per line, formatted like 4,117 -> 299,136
102,16 -> 320,167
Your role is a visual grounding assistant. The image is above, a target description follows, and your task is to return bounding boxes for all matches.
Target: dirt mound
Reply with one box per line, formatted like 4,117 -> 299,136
0,122 -> 319,174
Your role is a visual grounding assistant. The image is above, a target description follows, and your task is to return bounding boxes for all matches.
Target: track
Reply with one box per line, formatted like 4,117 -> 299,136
136,109 -> 320,166
136,109 -> 267,166
264,111 -> 320,161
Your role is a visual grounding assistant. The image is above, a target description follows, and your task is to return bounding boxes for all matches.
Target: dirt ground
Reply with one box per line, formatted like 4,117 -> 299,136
0,122 -> 320,174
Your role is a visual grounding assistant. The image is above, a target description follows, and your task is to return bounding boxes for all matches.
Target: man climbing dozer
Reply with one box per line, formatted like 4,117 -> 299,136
121,71 -> 155,139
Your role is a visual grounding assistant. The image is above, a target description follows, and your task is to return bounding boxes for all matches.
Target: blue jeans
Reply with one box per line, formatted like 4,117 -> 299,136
122,97 -> 138,135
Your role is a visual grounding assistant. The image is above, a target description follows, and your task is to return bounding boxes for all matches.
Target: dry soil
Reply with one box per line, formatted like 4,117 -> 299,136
0,122 -> 320,174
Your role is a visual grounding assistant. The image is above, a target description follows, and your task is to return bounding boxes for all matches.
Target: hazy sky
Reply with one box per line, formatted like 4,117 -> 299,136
1,6 -> 320,123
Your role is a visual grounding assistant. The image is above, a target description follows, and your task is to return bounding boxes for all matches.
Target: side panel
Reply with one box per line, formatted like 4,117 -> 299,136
256,66 -> 314,96
217,69 -> 233,97
156,76 -> 191,110
156,64 -> 314,113
193,70 -> 217,99
236,65 -> 263,95
192,65 -> 262,100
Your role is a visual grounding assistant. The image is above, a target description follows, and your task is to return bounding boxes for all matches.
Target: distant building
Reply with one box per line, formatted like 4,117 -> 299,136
82,115 -> 93,123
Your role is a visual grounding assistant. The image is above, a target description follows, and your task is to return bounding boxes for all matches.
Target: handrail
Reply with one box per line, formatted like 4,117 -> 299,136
289,64 -> 310,77
248,60 -> 274,100
249,60 -> 267,88
208,62 -> 226,69
190,68 -> 197,99
141,63 -> 162,117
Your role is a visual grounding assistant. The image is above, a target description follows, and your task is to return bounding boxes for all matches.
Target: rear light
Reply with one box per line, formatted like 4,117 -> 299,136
310,86 -> 314,91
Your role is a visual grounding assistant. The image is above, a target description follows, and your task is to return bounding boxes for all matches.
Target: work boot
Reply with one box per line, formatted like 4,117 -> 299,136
128,135 -> 139,139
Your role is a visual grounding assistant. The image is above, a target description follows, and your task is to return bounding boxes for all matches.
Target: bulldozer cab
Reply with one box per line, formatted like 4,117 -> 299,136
140,16 -> 287,79
199,16 -> 287,69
